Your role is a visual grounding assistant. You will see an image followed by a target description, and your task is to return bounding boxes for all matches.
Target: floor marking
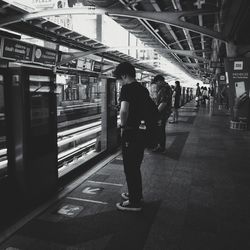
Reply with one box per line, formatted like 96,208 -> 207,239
82,186 -> 103,194
66,196 -> 108,205
87,180 -> 123,187
57,204 -> 83,217
0,150 -> 120,244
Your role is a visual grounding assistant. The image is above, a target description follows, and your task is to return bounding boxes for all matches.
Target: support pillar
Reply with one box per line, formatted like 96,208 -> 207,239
96,14 -> 102,42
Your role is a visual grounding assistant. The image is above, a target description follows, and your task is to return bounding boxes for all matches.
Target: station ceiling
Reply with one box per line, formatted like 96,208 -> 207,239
0,0 -> 250,82
71,0 -> 250,80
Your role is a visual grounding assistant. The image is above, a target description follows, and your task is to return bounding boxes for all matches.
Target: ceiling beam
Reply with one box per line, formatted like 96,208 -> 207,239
172,0 -> 196,64
59,46 -> 210,66
0,7 -> 226,41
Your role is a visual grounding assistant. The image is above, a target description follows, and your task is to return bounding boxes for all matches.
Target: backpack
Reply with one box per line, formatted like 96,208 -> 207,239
141,94 -> 160,148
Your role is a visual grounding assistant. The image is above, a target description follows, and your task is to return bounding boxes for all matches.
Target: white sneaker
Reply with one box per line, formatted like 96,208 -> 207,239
121,192 -> 129,200
116,200 -> 142,212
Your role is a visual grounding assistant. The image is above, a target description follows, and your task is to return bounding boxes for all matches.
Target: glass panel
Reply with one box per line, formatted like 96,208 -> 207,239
29,75 -> 52,157
0,75 -> 7,179
56,73 -> 106,177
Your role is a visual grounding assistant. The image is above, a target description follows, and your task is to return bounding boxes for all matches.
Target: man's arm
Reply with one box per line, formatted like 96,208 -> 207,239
158,87 -> 170,112
120,101 -> 129,127
158,102 -> 167,112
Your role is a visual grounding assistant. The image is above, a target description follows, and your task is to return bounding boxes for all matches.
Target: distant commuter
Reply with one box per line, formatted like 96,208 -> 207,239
170,81 -> 181,123
114,62 -> 149,212
152,75 -> 172,153
202,86 -> 208,105
195,82 -> 202,107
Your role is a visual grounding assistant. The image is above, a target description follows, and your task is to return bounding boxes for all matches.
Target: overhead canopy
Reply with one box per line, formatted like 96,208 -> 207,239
67,0 -> 249,80
0,0 -> 176,80
0,0 -> 249,83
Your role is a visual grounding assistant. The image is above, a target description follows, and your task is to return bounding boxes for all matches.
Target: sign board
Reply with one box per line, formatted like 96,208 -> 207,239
0,37 -> 58,66
235,81 -> 246,98
218,74 -> 226,85
83,58 -> 93,71
34,46 -> 58,65
76,59 -> 84,70
92,61 -> 102,72
224,57 -> 250,123
234,61 -> 243,70
2,38 -> 33,61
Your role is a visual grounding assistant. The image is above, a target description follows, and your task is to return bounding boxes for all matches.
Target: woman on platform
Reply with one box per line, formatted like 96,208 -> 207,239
170,81 -> 181,123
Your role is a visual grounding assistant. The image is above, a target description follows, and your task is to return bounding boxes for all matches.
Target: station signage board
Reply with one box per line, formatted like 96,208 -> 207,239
34,46 -> 58,65
76,59 -> 84,70
92,61 -> 102,72
218,74 -> 226,85
1,38 -> 33,61
83,58 -> 93,71
0,37 -> 58,66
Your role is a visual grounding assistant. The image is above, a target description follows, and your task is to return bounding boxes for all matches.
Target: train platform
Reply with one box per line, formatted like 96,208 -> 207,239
1,100 -> 250,250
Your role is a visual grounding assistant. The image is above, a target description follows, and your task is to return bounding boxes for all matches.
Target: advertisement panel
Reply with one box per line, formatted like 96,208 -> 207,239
224,57 -> 250,125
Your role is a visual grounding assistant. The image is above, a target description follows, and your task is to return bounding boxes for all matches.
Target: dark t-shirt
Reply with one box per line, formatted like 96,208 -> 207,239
156,84 -> 172,118
196,86 -> 201,96
120,81 -> 149,128
173,85 -> 181,108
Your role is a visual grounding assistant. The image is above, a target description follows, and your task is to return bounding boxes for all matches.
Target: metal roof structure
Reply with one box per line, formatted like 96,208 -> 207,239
0,0 -> 250,82
68,0 -> 249,81
0,0 -> 175,79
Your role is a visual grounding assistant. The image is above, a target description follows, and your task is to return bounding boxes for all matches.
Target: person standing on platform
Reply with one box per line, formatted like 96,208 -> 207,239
152,75 -> 172,153
170,80 -> 181,123
114,62 -> 149,212
195,82 -> 202,107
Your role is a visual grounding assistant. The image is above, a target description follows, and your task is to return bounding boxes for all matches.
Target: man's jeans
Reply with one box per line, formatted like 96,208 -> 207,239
121,129 -> 145,204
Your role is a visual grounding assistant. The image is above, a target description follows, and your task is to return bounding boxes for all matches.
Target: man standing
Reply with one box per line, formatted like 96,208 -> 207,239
114,62 -> 149,212
152,75 -> 172,153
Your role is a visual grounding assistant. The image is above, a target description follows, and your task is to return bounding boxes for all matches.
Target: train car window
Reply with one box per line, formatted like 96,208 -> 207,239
56,74 -> 106,177
0,75 -> 7,179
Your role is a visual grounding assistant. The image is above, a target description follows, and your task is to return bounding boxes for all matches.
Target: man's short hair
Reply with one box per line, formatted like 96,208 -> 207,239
152,74 -> 164,83
113,62 -> 136,79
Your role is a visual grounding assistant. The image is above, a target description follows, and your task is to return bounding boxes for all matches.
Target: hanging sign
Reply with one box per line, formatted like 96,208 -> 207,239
82,58 -> 93,71
34,45 -> 58,65
92,61 -> 102,72
1,38 -> 33,61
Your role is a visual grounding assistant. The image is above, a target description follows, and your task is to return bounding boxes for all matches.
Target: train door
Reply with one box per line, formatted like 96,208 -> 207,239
6,64 -> 58,201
